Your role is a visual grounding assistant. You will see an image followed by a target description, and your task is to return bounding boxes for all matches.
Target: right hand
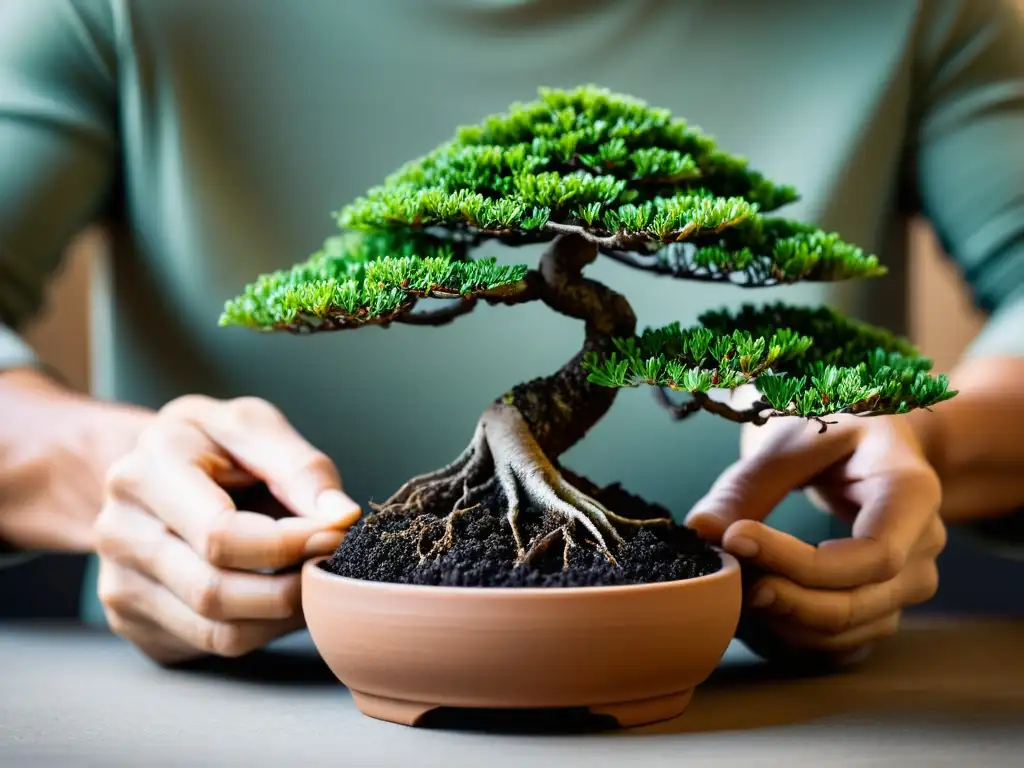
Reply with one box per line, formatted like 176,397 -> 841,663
93,395 -> 361,664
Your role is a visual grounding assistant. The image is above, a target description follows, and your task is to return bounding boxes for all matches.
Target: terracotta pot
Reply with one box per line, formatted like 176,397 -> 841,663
302,550 -> 741,728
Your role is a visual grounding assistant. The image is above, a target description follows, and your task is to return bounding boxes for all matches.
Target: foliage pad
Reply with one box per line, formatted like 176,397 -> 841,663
335,86 -> 884,285
582,303 -> 956,418
219,233 -> 528,331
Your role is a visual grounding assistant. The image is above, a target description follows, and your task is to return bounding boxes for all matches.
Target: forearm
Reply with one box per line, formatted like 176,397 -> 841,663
910,354 -> 1024,523
0,367 -> 153,552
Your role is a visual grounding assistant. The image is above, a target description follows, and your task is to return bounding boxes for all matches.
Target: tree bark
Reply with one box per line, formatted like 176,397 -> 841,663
503,234 -> 637,458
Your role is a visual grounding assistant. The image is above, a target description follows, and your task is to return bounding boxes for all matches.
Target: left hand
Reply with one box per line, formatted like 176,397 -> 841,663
685,413 -> 947,665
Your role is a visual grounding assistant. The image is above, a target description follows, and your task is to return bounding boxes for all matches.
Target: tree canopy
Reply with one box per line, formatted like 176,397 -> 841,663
336,86 -> 884,283
219,85 -> 956,422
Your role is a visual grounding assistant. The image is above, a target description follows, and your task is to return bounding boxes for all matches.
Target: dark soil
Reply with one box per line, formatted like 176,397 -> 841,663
321,480 -> 721,588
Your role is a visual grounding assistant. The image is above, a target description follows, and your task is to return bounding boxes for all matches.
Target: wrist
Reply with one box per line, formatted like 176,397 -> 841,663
0,368 -> 155,551
911,356 -> 1024,480
905,403 -> 947,478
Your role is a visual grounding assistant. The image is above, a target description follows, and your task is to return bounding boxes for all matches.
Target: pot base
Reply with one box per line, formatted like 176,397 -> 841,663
350,688 -> 694,729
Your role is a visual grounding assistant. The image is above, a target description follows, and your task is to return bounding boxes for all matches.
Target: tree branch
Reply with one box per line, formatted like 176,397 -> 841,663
653,388 -> 703,421
600,248 -> 780,288
692,391 -> 775,425
397,297 -> 479,326
543,221 -> 626,249
380,274 -> 544,328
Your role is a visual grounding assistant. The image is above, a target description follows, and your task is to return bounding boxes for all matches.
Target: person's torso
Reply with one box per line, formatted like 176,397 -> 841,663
83,0 -> 923,619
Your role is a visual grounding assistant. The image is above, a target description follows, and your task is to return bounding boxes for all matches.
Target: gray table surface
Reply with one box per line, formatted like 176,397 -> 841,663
1,618 -> 1022,767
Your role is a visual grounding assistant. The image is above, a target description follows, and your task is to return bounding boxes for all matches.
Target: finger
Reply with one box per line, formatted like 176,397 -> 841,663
685,420 -> 859,539
845,465 -> 941,582
135,414 -> 256,488
747,559 -> 939,633
97,558 -> 202,665
103,458 -> 343,571
99,559 -> 305,659
720,469 -> 941,589
722,520 -> 906,588
103,610 -> 201,665
757,610 -> 902,654
96,501 -> 317,621
162,395 -> 360,524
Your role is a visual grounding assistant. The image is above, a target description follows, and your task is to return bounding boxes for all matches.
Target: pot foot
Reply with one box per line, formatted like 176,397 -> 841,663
588,689 -> 694,728
350,690 -> 438,726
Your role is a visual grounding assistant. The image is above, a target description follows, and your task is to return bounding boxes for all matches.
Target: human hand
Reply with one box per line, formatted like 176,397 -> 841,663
685,413 -> 946,665
93,395 -> 361,664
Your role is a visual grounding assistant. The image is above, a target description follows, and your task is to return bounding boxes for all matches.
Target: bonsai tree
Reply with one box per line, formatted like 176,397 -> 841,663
220,86 -> 955,586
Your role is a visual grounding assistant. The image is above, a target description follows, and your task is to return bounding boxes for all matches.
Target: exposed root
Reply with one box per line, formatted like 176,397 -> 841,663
371,402 -> 670,570
418,502 -> 478,563
496,459 -> 526,560
562,529 -> 576,569
378,478 -> 485,564
522,525 -> 566,566
556,478 -> 671,530
372,422 -> 490,516
481,402 -> 670,568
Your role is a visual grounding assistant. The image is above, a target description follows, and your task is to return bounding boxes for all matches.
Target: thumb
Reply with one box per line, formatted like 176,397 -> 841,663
164,395 -> 361,527
685,420 -> 859,541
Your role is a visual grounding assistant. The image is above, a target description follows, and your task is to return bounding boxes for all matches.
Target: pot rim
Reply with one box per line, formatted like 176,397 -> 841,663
303,547 -> 739,598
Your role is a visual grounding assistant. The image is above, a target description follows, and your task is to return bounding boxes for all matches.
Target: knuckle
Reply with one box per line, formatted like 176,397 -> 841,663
135,417 -> 194,454
820,603 -> 854,635
103,609 -> 132,638
901,465 -> 943,504
97,576 -> 132,615
294,450 -> 337,484
250,533 -> 293,572
228,396 -> 282,426
97,585 -> 125,613
268,574 -> 302,616
204,623 -> 249,658
92,508 -> 120,553
199,516 -> 234,566
913,562 -> 940,604
924,518 -> 949,559
190,571 -> 225,619
874,540 -> 907,582
159,394 -> 216,422
103,454 -> 145,500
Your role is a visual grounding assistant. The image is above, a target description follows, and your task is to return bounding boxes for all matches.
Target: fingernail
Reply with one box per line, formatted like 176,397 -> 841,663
316,489 -> 362,527
302,529 -> 345,558
749,586 -> 775,609
728,536 -> 760,558
685,512 -> 725,539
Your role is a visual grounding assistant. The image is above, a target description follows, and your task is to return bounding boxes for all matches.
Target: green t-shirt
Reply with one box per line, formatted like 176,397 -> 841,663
2,0 -> 1023,624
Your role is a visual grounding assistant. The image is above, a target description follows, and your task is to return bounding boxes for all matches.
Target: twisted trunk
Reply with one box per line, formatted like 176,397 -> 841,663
372,235 -> 668,566
504,234 -> 637,457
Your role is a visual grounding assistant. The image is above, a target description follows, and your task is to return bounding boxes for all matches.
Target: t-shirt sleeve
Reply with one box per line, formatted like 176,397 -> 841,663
0,0 -> 118,565
0,0 -> 119,370
909,0 -> 1024,551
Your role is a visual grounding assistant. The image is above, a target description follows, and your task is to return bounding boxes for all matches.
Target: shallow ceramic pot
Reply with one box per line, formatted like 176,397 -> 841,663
302,550 -> 741,728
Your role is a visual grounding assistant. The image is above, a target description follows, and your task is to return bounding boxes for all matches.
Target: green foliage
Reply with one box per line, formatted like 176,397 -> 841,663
334,86 -> 884,285
220,85 -> 942,423
582,303 -> 957,418
697,302 -> 919,370
452,85 -> 798,210
219,233 -> 528,331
